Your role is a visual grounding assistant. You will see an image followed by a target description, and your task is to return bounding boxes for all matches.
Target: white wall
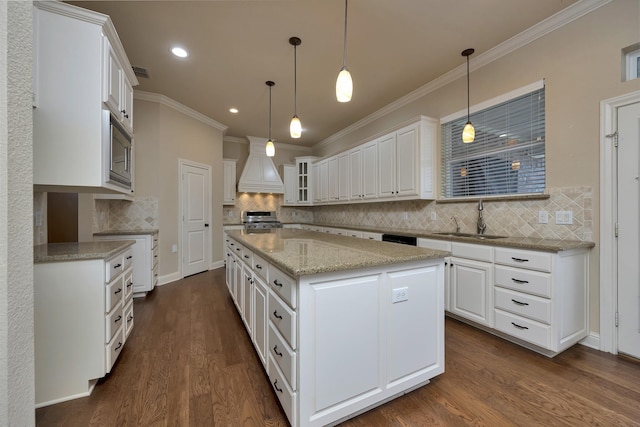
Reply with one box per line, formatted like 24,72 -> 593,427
0,1 -> 35,425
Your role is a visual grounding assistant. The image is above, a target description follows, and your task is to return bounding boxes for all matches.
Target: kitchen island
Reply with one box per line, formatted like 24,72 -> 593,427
225,229 -> 447,427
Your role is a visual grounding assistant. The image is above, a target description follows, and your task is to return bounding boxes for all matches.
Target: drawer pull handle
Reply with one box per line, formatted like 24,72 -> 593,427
126,256 -> 133,260
273,279 -> 283,288
114,315 -> 122,323
114,288 -> 122,294
127,281 -> 133,288
511,299 -> 529,306
511,278 -> 529,284
244,255 -> 250,259
113,263 -> 122,269
511,257 -> 529,263
236,248 -> 241,252
272,379 -> 283,393
273,345 -> 283,357
127,314 -> 134,321
511,322 -> 529,330
230,243 -> 235,246
256,264 -> 262,270
273,310 -> 283,320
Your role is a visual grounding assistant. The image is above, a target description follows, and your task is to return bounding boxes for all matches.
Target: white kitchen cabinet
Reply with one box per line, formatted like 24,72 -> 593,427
282,164 -> 297,206
34,244 -> 134,407
378,122 -> 423,199
295,157 -> 317,205
94,231 -> 159,297
337,152 -> 350,201
253,275 -> 269,367
418,238 -> 452,311
348,142 -> 378,201
241,264 -> 253,334
328,157 -> 339,202
33,1 -> 137,195
361,231 -> 382,241
223,159 -> 237,205
313,160 -> 329,203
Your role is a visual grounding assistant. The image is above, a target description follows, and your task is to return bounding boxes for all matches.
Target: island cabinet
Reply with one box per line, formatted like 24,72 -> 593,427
34,242 -> 135,407
225,229 -> 445,427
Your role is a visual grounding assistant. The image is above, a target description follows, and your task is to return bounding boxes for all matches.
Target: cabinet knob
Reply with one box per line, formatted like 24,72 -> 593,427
121,109 -> 129,119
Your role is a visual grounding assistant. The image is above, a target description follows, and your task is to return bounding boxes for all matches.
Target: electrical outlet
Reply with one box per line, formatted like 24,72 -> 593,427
538,210 -> 548,224
392,287 -> 409,303
35,212 -> 42,226
172,244 -> 178,253
555,211 -> 573,225
430,211 -> 437,221
402,212 -> 408,220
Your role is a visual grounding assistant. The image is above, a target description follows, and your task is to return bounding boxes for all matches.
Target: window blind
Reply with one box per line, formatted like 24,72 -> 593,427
441,87 -> 545,198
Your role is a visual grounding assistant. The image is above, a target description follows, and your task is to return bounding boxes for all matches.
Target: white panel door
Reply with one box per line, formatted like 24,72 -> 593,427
181,162 -> 210,277
617,101 -> 640,359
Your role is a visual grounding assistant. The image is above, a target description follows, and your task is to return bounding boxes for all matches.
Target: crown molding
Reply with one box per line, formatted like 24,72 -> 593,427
313,0 -> 612,150
134,91 -> 228,132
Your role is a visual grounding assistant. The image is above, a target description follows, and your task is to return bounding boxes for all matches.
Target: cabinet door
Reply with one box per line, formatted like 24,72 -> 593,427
282,165 -> 296,205
349,147 -> 362,200
337,152 -> 350,201
253,276 -> 268,366
395,125 -> 418,196
327,157 -> 339,202
362,140 -> 378,199
104,38 -> 122,115
450,257 -> 493,327
225,250 -> 234,293
242,265 -> 253,334
319,160 -> 329,203
121,77 -> 134,133
377,134 -> 396,198
312,163 -> 322,203
296,159 -> 312,204
233,254 -> 242,307
223,160 -> 236,205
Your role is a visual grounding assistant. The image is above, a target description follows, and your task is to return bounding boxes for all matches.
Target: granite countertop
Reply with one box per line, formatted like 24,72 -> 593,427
34,240 -> 136,263
226,228 -> 448,277
94,229 -> 159,236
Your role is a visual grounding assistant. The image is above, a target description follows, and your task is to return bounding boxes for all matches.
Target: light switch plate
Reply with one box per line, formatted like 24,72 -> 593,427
538,210 -> 548,224
430,212 -> 437,221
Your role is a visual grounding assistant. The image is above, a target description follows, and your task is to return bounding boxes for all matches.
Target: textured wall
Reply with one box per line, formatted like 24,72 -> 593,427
0,1 -> 35,425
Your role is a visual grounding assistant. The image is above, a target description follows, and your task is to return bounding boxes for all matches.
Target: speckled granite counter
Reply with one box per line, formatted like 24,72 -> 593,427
93,229 -> 158,236
34,241 -> 135,263
280,223 -> 595,252
226,228 -> 448,277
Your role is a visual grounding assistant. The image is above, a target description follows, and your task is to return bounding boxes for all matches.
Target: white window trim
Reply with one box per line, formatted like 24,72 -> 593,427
441,79 -> 545,124
626,49 -> 640,81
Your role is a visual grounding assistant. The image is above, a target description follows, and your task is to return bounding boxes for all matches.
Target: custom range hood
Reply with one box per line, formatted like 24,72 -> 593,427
237,137 -> 284,193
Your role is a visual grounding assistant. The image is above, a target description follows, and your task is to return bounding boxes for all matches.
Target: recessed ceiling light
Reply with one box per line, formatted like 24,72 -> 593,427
171,46 -> 188,58
229,108 -> 239,114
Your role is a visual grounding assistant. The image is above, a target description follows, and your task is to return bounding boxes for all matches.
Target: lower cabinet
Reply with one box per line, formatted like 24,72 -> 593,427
34,245 -> 134,407
449,256 -> 494,328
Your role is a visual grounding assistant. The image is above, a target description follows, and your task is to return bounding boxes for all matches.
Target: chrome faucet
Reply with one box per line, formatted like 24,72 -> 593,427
451,216 -> 460,233
477,200 -> 487,235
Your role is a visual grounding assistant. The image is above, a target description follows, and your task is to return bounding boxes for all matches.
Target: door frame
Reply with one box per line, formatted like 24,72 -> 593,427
178,158 -> 212,278
599,89 -> 640,354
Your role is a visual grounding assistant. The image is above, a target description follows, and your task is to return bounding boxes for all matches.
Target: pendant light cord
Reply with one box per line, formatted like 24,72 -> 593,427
294,44 -> 298,115
268,84 -> 272,139
466,54 -> 470,122
342,0 -> 348,68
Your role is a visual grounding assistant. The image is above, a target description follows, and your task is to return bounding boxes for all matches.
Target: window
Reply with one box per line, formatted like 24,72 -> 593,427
626,48 -> 640,81
441,83 -> 545,198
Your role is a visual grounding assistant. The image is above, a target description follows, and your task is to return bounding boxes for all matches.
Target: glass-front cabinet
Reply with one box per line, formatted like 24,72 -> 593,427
295,156 -> 317,205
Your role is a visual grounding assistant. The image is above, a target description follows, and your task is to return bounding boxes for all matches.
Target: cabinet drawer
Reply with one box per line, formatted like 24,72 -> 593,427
269,265 -> 297,309
106,301 -> 124,343
495,309 -> 551,349
152,244 -> 159,268
241,247 -> 253,266
451,242 -> 493,262
123,247 -> 134,271
106,275 -> 124,312
253,254 -> 268,283
495,287 -> 551,324
269,324 -> 296,390
268,356 -> 296,424
269,292 -> 296,350
124,270 -> 134,301
494,247 -> 551,272
105,253 -> 124,283
495,265 -> 551,298
106,327 -> 125,373
124,300 -> 134,339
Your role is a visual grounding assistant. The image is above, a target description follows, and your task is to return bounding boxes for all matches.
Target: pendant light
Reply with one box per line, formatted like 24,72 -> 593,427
289,37 -> 302,138
461,48 -> 475,143
336,0 -> 353,102
265,81 -> 276,157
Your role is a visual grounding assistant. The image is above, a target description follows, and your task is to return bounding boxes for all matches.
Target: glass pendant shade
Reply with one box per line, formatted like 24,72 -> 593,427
290,115 -> 302,139
336,66 -> 353,102
265,139 -> 275,157
462,121 -> 475,143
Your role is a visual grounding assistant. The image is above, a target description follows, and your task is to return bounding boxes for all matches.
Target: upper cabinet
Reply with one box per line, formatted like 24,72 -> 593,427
33,1 -> 138,195
223,159 -> 237,205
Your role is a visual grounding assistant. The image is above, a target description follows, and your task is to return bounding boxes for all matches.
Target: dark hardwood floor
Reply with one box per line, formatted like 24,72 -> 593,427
36,268 -> 640,426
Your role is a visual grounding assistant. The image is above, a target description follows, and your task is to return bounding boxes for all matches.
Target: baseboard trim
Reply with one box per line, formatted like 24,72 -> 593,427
579,332 -> 601,351
157,272 -> 181,286
210,260 -> 224,270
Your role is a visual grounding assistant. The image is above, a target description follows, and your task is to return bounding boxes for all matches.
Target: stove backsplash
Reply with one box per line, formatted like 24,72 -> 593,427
224,193 -> 314,225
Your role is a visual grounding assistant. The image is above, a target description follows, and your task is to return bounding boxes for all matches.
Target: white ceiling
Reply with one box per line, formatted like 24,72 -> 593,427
69,0 -> 579,147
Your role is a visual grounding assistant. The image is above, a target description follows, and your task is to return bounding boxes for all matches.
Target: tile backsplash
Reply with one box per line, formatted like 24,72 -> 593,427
94,196 -> 159,232
312,187 -> 592,241
224,193 -> 314,224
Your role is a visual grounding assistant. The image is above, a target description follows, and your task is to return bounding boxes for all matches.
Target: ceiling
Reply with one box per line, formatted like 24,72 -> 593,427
69,0 -> 578,147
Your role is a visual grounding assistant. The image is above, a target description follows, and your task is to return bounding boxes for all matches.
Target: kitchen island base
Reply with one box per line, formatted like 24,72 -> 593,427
226,229 -> 446,427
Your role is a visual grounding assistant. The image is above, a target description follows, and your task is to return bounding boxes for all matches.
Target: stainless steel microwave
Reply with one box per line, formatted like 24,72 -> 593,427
108,114 -> 132,188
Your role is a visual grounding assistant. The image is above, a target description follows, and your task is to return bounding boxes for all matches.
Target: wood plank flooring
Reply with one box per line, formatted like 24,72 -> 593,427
36,268 -> 640,426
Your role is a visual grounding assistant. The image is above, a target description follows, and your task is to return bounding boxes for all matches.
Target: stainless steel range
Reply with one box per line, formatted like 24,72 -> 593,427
242,211 -> 283,231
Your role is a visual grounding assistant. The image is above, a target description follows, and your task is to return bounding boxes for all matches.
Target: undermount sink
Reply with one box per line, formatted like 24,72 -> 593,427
432,232 -> 507,240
